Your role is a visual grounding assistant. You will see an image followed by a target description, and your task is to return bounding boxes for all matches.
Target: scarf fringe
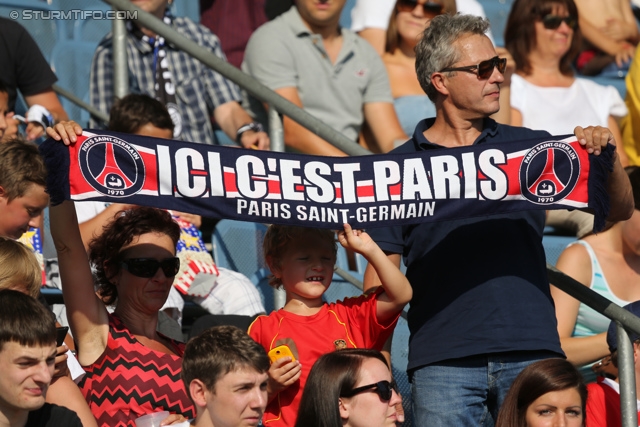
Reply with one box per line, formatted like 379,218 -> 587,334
588,144 -> 614,232
39,138 -> 70,206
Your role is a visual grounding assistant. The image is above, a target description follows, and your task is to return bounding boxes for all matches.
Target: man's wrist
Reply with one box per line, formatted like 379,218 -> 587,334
236,122 -> 264,143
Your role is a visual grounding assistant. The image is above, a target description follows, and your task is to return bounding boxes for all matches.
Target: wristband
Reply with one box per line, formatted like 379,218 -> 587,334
26,105 -> 54,129
235,122 -> 264,143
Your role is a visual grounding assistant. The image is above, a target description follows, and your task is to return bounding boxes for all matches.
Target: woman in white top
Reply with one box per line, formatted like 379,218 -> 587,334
505,0 -> 628,167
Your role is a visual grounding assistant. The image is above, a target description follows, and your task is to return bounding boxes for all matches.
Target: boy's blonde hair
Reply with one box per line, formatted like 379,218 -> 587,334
0,237 -> 42,298
263,225 -> 337,289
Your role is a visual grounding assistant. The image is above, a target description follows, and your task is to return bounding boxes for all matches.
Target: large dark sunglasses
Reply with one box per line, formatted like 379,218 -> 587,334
440,56 -> 507,80
397,0 -> 444,15
541,14 -> 577,30
120,257 -> 180,278
341,380 -> 399,402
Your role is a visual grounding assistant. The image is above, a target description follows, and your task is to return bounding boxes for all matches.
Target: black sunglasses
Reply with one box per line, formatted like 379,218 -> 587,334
440,56 -> 507,80
120,257 -> 180,278
541,14 -> 577,30
397,0 -> 444,15
341,380 -> 399,402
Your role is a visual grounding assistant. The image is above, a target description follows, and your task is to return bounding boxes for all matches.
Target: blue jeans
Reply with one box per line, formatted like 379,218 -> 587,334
411,351 -> 557,427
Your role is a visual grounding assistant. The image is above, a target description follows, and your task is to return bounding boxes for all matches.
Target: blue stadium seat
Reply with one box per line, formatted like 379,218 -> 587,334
49,40 -> 98,126
340,0 -> 357,30
391,315 -> 413,426
170,1 -> 200,23
542,234 -> 576,266
585,75 -> 627,99
0,0 -> 65,60
211,219 -> 270,279
480,0 -> 515,47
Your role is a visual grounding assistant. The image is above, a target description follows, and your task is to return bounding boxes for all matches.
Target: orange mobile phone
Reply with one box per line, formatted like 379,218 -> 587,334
268,345 -> 296,363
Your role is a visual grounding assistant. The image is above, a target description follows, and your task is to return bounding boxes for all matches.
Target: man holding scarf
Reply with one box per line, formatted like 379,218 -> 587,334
364,13 -> 634,427
90,0 -> 269,150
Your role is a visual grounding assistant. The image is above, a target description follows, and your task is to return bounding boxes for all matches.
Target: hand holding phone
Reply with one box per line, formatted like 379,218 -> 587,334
56,326 -> 69,346
268,345 -> 296,363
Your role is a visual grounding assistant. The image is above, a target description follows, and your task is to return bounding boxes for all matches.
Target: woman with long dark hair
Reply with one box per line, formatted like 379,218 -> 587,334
295,348 -> 402,427
495,358 -> 587,427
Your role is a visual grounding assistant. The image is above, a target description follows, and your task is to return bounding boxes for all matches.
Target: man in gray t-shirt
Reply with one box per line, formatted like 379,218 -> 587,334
243,0 -> 406,156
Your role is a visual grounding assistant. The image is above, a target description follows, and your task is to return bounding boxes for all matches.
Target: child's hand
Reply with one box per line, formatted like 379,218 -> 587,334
338,223 -> 376,256
46,120 -> 83,145
267,356 -> 301,397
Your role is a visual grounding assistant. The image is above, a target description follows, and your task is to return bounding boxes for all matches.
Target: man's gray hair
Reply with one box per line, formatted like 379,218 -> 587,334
416,14 -> 491,102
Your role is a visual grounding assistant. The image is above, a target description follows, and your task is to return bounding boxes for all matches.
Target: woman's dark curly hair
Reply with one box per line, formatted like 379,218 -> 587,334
88,207 -> 180,305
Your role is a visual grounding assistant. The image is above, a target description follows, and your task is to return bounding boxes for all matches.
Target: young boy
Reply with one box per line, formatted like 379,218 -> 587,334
0,289 -> 82,427
248,224 -> 412,426
0,137 -> 49,240
181,325 -> 270,427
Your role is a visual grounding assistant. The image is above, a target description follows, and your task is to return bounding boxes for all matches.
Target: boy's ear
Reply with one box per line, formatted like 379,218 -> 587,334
0,185 -> 6,199
189,379 -> 210,408
265,255 -> 280,277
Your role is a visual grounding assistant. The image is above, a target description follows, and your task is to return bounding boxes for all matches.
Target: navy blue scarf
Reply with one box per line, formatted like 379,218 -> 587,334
40,130 -> 613,231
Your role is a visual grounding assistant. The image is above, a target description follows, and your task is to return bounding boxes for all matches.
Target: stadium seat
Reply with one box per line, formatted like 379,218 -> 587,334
0,0 -> 64,60
480,0 -> 514,47
542,234 -> 576,266
211,219 -> 270,279
340,0 -> 357,29
49,40 -> 98,126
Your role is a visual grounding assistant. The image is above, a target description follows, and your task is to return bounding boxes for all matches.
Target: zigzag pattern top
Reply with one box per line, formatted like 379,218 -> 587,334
78,314 -> 195,427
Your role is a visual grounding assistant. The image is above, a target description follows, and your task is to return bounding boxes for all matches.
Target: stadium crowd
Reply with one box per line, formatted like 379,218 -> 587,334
2,0 -> 640,426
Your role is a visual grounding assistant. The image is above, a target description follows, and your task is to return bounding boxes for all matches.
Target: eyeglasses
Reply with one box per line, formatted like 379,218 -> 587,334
397,0 -> 444,15
541,14 -> 577,30
440,56 -> 507,79
341,380 -> 399,402
120,257 -> 180,278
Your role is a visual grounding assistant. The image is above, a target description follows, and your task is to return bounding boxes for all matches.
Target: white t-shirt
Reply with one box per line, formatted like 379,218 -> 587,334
350,0 -> 494,43
510,74 -> 628,136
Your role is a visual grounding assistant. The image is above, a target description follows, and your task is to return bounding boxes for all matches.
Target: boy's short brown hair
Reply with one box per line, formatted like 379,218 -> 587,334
0,137 -> 47,201
262,225 -> 337,289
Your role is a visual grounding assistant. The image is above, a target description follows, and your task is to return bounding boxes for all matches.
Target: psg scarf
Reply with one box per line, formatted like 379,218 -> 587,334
40,130 -> 614,231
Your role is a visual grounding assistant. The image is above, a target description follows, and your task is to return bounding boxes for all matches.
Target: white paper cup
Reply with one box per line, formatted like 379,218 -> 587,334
135,411 -> 170,427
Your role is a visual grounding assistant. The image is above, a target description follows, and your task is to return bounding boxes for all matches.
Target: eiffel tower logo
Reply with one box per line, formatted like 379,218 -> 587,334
94,143 -> 134,190
79,135 -> 146,197
528,148 -> 566,197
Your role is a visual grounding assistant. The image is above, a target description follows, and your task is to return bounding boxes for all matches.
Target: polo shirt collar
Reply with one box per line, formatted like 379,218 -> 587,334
412,117 -> 500,150
281,6 -> 351,44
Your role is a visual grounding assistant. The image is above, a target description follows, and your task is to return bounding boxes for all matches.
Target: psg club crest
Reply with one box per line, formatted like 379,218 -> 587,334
519,140 -> 581,205
78,135 -> 146,198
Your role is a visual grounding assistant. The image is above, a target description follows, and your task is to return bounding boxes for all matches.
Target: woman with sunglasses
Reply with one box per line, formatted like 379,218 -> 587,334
382,0 -> 456,137
50,201 -> 195,426
294,349 -> 401,427
505,0 -> 628,168
495,358 -> 587,427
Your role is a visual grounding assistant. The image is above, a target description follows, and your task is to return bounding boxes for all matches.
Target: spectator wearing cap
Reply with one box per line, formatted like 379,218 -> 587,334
586,300 -> 640,427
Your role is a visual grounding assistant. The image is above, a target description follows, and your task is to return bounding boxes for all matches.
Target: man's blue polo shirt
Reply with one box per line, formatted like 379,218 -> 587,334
368,118 -> 564,371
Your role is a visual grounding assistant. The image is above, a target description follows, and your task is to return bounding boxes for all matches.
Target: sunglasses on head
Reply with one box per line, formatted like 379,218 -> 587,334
120,257 -> 180,278
440,56 -> 507,80
397,0 -> 444,15
541,14 -> 577,30
341,380 -> 399,402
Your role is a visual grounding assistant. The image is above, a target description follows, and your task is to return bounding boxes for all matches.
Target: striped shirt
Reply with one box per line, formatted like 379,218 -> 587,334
89,16 -> 241,145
